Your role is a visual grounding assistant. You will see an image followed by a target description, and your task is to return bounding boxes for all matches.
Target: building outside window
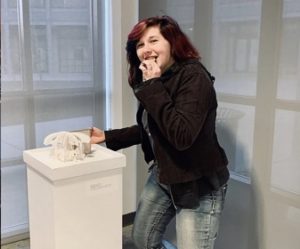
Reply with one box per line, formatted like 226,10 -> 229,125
1,0 -> 107,241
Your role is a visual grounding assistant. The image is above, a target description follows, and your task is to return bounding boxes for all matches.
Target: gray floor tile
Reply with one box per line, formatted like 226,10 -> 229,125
1,225 -> 135,249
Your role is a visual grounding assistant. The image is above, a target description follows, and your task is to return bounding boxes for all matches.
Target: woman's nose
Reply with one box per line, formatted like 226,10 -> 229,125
143,50 -> 152,60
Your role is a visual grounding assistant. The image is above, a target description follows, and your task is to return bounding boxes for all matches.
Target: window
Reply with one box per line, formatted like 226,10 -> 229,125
1,0 -> 107,241
32,26 -> 48,73
277,17 -> 300,100
51,0 -> 89,9
8,0 -> 46,8
53,26 -> 91,73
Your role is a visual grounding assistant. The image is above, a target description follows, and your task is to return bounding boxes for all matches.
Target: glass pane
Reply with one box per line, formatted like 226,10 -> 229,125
7,0 -> 45,8
271,109 -> 300,195
165,0 -> 195,39
276,0 -> 300,101
34,93 -> 95,147
1,1 -> 28,237
7,0 -> 17,8
31,25 -> 48,73
31,7 -> 93,89
53,26 -> 91,74
1,24 -> 23,91
1,165 -> 29,236
31,0 -> 45,8
216,103 -> 255,181
1,0 -> 106,240
1,125 -> 25,161
211,0 -> 262,96
51,0 -> 89,9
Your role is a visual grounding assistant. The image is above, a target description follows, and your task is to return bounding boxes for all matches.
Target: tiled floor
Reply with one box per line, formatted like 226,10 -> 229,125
1,225 -> 136,249
1,240 -> 30,249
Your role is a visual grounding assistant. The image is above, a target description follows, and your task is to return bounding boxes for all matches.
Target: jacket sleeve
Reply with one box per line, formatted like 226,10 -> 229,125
104,125 -> 141,151
133,70 -> 215,151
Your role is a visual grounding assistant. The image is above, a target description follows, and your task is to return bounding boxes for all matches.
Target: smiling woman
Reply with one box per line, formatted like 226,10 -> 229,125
136,26 -> 174,79
91,15 -> 229,249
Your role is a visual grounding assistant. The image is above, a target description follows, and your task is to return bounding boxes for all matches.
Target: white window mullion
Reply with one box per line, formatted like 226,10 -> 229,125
104,0 -> 123,130
17,0 -> 36,149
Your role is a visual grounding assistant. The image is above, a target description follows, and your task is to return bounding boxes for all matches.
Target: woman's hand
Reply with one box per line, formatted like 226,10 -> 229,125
90,127 -> 106,144
139,58 -> 161,81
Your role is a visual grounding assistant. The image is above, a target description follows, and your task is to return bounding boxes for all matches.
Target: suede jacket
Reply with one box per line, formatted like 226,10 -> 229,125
105,59 -> 228,189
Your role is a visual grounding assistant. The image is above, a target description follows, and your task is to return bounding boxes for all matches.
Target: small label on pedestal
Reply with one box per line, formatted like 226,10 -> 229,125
86,176 -> 119,196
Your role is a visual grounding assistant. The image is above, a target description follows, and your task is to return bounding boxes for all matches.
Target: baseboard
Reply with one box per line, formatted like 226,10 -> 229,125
122,212 -> 136,227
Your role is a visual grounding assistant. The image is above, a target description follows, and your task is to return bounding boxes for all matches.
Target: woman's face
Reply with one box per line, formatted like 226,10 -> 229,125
136,26 -> 174,74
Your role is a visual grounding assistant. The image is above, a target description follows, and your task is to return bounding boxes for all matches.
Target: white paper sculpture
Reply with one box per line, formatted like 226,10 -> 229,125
44,131 -> 91,162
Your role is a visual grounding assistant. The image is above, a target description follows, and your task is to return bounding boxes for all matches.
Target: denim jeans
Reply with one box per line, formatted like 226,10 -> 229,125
132,168 -> 227,249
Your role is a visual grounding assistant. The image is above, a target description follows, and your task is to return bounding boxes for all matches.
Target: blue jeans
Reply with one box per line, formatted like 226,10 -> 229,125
132,168 -> 227,249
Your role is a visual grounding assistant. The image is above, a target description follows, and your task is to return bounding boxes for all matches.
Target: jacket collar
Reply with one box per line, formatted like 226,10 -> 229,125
161,58 -> 200,80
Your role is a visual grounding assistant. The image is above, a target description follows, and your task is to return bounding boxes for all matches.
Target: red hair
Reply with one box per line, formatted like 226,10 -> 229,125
126,15 -> 200,86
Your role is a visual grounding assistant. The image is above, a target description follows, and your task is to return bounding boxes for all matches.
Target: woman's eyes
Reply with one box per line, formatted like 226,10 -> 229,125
136,39 -> 158,49
136,43 -> 143,49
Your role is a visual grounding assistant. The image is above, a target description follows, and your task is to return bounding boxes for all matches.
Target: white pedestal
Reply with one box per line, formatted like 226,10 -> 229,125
23,144 -> 126,249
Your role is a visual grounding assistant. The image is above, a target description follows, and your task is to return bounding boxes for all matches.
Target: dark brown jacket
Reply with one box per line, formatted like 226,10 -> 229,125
105,59 -> 228,185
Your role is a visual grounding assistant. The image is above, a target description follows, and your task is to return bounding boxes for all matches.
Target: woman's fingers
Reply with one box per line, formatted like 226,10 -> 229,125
139,59 -> 161,81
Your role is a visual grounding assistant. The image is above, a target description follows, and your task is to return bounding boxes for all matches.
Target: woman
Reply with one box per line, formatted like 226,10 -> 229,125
91,15 -> 229,249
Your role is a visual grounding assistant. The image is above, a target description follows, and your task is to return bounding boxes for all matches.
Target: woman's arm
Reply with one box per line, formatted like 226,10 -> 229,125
133,69 -> 215,151
91,125 -> 142,151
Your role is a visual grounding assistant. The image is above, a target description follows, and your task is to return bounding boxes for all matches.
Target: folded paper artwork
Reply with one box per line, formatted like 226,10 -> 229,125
43,131 -> 91,162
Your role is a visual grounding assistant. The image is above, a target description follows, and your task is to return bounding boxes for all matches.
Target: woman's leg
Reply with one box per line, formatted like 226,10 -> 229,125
132,170 -> 176,249
175,185 -> 227,249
